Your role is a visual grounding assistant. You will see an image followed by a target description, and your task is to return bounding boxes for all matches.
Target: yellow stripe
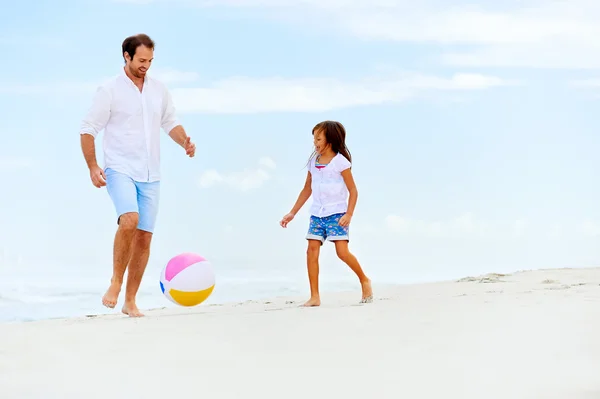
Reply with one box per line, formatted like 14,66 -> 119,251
170,285 -> 215,306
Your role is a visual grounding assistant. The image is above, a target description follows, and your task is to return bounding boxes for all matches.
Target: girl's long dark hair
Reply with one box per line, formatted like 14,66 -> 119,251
306,120 -> 352,167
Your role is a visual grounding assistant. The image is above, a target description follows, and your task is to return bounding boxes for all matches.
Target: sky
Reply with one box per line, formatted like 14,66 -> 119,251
0,0 -> 599,290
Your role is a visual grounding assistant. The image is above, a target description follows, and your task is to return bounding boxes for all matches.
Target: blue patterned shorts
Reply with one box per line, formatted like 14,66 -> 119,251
306,213 -> 349,244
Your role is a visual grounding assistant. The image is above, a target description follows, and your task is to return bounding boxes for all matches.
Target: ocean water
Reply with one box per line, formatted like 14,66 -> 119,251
0,245 -> 492,324
0,261 -> 383,324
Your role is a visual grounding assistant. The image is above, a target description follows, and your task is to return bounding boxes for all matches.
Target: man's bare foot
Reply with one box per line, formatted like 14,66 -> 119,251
122,301 -> 144,317
302,297 -> 321,307
101,282 -> 121,308
360,279 -> 373,303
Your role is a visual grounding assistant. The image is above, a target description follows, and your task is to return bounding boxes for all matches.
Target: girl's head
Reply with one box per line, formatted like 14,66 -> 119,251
310,120 -> 351,163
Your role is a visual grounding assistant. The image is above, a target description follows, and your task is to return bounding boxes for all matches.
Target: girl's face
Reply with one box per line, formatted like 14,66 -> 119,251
313,130 -> 330,154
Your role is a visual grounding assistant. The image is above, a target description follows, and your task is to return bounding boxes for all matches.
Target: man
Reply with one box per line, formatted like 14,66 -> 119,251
79,33 -> 195,317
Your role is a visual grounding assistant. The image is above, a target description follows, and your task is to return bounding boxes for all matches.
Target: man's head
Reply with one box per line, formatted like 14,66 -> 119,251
122,33 -> 155,79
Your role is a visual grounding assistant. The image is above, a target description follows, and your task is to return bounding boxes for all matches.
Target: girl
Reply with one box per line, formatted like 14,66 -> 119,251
280,120 -> 373,307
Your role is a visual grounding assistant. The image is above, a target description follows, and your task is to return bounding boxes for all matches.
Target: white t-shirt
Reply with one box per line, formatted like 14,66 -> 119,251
309,153 -> 352,218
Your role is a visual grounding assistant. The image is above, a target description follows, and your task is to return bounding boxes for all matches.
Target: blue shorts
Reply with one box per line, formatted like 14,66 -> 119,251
306,213 -> 349,244
105,168 -> 160,233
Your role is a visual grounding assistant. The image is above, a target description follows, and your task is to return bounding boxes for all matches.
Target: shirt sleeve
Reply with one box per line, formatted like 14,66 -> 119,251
161,86 -> 180,134
334,154 -> 352,173
80,86 -> 111,138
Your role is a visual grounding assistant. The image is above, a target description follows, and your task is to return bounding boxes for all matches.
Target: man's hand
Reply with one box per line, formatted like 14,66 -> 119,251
89,165 -> 106,188
280,212 -> 295,228
184,137 -> 196,157
338,213 -> 352,227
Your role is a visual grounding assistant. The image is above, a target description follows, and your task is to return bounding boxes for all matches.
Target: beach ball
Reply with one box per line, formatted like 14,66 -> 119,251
160,253 -> 215,307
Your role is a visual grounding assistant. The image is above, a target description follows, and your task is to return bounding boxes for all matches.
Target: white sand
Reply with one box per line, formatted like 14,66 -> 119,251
1,267 -> 599,399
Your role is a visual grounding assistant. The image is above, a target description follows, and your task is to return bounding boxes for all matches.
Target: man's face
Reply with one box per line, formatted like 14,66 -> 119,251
126,45 -> 154,78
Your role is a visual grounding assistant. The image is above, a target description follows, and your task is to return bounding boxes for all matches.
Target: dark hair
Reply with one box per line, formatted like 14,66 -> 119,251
307,120 -> 352,166
122,33 -> 155,63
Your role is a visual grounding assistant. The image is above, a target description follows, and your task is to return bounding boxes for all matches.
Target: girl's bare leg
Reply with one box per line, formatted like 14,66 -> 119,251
334,240 -> 373,302
304,239 -> 322,306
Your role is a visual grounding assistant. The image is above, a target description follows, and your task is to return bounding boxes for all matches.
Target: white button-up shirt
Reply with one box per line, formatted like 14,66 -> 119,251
80,68 -> 180,182
309,153 -> 352,217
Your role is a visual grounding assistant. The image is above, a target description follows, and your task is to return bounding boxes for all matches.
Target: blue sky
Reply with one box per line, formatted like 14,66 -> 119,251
0,0 -> 599,290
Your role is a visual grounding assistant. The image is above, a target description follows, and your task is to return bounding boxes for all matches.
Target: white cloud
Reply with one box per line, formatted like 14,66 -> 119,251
569,79 -> 600,88
258,156 -> 277,169
0,82 -> 98,96
0,156 -> 36,171
111,0 -> 410,7
150,68 -> 200,85
0,68 -> 197,97
1,70 -> 511,113
0,247 -> 24,269
114,0 -> 600,69
581,220 -> 600,237
546,224 -> 562,239
441,43 -> 600,69
171,72 -> 512,114
386,215 -> 600,240
0,36 -> 67,49
385,212 -> 488,238
198,156 -> 276,191
512,219 -> 528,238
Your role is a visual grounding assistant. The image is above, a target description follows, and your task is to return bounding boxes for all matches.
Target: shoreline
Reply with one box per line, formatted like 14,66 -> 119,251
1,266 -> 596,325
1,267 -> 599,398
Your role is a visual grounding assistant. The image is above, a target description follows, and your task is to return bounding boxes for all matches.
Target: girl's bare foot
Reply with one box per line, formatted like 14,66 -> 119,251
101,282 -> 121,308
122,301 -> 144,317
302,296 -> 321,307
360,279 -> 373,303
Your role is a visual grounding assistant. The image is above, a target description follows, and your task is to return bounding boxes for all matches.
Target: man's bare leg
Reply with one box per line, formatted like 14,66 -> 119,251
102,212 -> 139,308
122,229 -> 153,317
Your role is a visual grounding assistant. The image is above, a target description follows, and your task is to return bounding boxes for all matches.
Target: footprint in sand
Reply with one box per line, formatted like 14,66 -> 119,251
541,279 -> 558,284
457,273 -> 509,284
545,284 -> 571,290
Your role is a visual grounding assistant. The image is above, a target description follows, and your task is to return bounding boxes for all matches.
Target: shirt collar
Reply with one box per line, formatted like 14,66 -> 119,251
121,66 -> 147,86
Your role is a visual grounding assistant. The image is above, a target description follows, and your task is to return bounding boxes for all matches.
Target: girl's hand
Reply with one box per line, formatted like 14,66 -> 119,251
280,213 -> 295,228
338,214 -> 352,227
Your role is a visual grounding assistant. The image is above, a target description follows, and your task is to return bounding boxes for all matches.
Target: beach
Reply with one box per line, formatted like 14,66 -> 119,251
1,267 -> 599,399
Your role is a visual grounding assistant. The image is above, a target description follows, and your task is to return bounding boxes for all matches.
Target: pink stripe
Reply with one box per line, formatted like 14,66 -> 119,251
165,253 -> 206,281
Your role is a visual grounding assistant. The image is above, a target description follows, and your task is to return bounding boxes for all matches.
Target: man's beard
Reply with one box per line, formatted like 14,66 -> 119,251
129,65 -> 146,78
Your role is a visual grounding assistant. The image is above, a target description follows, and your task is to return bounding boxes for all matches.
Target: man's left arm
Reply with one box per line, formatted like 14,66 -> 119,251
161,86 -> 195,156
168,125 -> 188,147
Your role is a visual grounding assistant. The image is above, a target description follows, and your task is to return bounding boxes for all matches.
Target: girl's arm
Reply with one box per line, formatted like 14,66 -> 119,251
341,169 -> 358,217
289,171 -> 312,215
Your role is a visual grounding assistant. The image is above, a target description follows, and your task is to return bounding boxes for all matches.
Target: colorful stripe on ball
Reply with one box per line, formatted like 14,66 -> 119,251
164,253 -> 207,281
169,285 -> 215,307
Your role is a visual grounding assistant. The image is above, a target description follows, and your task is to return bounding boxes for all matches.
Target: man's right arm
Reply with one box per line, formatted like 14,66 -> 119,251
80,86 -> 111,169
80,134 -> 99,169
80,86 -> 111,187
